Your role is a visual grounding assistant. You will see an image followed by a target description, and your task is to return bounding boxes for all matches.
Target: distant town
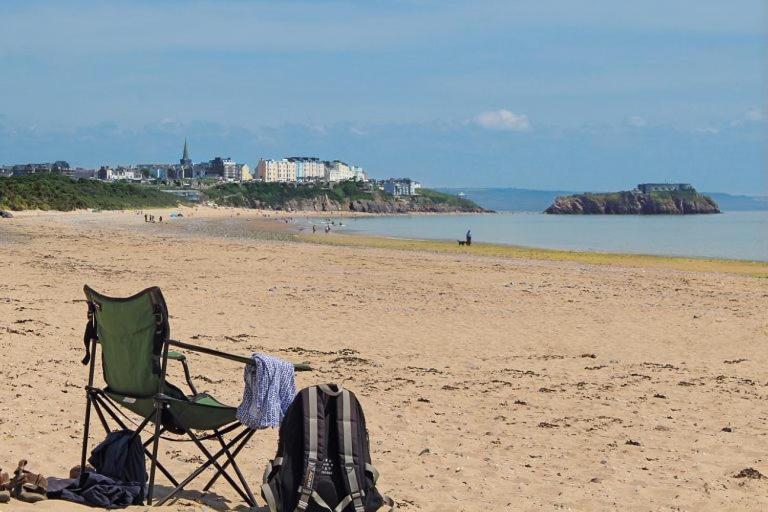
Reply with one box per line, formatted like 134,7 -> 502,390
0,140 -> 423,199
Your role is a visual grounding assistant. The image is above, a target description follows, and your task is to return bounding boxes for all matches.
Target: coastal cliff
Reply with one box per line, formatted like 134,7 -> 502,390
205,181 -> 487,213
545,190 -> 720,215
279,195 -> 485,213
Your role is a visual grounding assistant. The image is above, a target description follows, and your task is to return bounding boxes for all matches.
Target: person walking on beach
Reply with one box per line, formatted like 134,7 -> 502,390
312,225 -> 316,234
466,229 -> 472,246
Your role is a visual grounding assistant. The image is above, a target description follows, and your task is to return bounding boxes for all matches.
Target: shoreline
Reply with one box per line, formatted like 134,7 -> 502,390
300,232 -> 768,278
4,206 -> 767,277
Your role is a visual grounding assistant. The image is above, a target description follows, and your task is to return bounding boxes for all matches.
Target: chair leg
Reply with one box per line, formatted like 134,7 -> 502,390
154,427 -> 251,507
146,401 -> 165,505
91,396 -> 111,434
143,427 -> 166,447
202,429 -> 256,504
79,338 -> 98,486
79,391 -> 94,486
92,394 -> 179,487
202,428 -> 255,493
186,429 -> 255,507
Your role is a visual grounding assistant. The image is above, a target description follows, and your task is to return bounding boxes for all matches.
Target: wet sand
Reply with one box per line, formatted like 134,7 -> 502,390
0,207 -> 766,511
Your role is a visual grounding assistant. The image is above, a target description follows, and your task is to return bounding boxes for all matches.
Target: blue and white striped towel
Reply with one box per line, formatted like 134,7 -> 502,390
236,353 -> 295,429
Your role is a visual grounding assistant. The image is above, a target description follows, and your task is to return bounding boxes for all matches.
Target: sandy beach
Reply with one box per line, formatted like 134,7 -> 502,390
0,207 -> 766,511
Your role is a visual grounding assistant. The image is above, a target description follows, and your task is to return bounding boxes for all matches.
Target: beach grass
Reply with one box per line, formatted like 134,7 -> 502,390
298,232 -> 768,277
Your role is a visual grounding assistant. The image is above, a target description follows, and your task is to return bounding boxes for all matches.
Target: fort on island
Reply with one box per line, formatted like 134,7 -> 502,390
636,183 -> 694,194
546,183 -> 720,215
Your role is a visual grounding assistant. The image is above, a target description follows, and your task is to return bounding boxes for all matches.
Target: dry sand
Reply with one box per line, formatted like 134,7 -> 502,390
0,207 -> 766,511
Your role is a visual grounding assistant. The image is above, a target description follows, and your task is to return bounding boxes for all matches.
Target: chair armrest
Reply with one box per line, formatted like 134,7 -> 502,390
167,339 -> 313,371
167,350 -> 186,362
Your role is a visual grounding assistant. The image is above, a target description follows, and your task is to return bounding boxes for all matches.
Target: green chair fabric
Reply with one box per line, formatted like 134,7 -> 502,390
84,286 -> 237,432
87,287 -> 160,397
105,390 -> 237,431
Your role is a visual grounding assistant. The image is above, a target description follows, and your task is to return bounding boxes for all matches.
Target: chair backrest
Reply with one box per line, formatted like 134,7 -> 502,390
83,285 -> 170,397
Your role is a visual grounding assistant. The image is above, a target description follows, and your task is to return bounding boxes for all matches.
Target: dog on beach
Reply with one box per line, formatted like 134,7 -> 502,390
457,240 -> 466,246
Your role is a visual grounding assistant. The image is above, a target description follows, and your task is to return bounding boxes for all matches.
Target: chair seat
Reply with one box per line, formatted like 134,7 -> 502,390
105,387 -> 238,431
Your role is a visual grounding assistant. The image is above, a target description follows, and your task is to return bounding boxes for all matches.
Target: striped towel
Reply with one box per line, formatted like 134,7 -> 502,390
236,353 -> 296,429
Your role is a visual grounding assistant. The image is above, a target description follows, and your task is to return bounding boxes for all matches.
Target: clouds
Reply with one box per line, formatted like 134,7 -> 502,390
744,108 -> 764,122
729,107 -> 765,127
473,110 -> 531,131
0,1 -> 762,129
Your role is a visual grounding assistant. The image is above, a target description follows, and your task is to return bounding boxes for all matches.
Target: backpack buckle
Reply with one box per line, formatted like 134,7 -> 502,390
295,486 -> 312,510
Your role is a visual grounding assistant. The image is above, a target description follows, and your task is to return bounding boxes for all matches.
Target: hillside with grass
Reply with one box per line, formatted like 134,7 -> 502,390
545,188 -> 720,214
0,173 -> 183,211
204,181 -> 487,213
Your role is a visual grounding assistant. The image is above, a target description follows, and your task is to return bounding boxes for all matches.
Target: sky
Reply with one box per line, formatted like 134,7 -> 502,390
0,0 -> 765,194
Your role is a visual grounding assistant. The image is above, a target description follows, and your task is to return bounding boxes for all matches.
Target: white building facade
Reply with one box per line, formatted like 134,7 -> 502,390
288,157 -> 325,181
324,161 -> 355,182
383,178 -> 421,196
258,159 -> 297,182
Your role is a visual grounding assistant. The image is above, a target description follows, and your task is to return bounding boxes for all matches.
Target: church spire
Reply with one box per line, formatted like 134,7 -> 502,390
180,138 -> 192,166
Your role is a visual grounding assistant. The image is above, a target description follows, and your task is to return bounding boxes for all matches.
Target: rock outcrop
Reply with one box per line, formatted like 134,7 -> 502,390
243,195 -> 486,213
204,181 -> 489,213
545,190 -> 720,215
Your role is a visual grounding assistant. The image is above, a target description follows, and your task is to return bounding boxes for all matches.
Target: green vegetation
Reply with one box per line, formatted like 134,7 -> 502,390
0,173 -> 183,211
203,181 -> 484,211
418,188 -> 482,210
203,180 -> 378,208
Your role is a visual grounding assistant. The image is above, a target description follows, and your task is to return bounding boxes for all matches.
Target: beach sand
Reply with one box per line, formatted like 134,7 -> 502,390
0,207 -> 766,511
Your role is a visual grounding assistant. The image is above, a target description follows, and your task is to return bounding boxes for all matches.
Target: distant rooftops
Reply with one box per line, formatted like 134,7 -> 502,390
286,156 -> 320,162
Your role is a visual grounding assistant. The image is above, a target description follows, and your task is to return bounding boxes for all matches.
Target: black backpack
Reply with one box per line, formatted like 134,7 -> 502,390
261,384 -> 395,512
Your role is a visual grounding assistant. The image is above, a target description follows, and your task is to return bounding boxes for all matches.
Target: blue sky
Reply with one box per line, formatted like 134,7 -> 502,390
0,0 -> 765,193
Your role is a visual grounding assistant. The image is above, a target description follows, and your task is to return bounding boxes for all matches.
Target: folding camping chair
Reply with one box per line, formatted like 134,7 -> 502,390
79,285 -> 311,506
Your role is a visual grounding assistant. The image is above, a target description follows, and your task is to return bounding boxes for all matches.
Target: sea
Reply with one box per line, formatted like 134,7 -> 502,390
336,211 -> 768,262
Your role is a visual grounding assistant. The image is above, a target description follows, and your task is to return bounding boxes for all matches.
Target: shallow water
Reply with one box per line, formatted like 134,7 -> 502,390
338,211 -> 768,261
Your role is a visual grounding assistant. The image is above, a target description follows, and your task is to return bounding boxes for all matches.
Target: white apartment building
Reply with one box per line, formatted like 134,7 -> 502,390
98,167 -> 140,181
324,161 -> 355,182
258,157 -> 365,183
288,157 -> 325,180
383,178 -> 421,196
350,165 -> 367,181
258,159 -> 297,182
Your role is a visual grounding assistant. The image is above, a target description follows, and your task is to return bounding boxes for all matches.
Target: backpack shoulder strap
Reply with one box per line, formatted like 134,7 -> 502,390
295,385 -> 325,512
338,388 -> 365,512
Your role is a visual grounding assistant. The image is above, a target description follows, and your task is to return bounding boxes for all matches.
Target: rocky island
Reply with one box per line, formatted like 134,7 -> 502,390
545,183 -> 720,215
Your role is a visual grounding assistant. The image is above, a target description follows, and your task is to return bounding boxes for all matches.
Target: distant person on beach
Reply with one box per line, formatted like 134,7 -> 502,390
144,214 -> 148,222
325,225 -> 331,234
159,216 -> 163,222
312,225 -> 316,234
466,229 -> 472,246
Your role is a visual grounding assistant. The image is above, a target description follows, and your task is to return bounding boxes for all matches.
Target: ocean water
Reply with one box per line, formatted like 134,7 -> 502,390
338,211 -> 768,261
